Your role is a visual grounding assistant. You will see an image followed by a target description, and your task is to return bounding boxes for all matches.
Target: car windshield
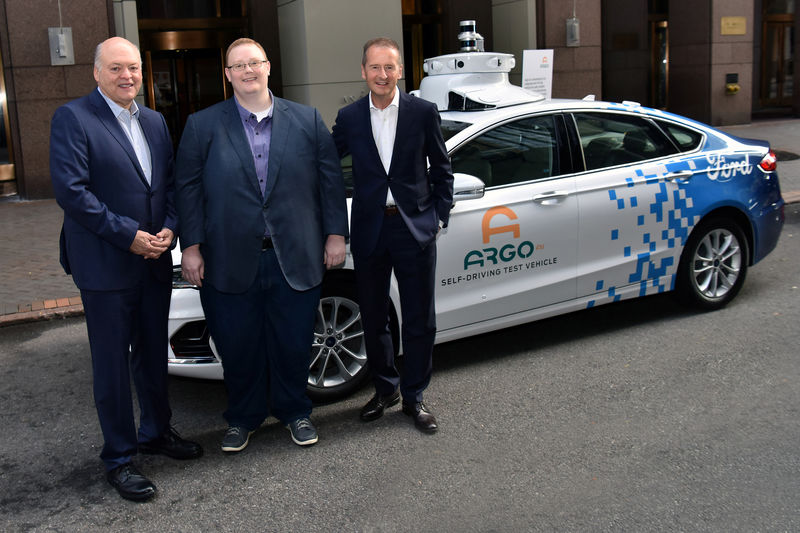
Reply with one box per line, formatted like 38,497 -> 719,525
440,119 -> 471,142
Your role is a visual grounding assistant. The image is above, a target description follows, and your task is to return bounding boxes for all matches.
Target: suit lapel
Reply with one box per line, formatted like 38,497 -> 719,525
137,111 -> 160,189
221,99 -> 262,199
389,91 -> 412,175
264,97 -> 290,201
89,90 -> 149,188
359,96 -> 386,177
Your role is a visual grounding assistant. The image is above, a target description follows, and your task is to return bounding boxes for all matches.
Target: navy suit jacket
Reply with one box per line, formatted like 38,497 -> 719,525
332,90 -> 453,257
175,97 -> 348,293
50,89 -> 177,291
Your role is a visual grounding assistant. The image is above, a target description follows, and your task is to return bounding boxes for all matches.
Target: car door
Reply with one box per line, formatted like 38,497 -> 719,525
435,113 -> 578,331
569,111 -> 686,306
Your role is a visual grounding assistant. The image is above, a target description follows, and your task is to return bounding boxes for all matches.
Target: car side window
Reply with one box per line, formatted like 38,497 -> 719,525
450,115 -> 560,188
654,120 -> 704,152
573,112 -> 678,171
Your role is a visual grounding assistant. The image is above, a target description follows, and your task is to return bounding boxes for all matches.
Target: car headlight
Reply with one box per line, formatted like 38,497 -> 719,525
172,265 -> 197,289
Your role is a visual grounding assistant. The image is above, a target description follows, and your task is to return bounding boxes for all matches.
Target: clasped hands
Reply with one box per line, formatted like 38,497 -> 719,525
129,228 -> 174,260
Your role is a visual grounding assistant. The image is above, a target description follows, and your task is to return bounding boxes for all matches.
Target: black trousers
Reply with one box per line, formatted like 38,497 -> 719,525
354,213 -> 437,403
200,249 -> 321,430
81,271 -> 172,471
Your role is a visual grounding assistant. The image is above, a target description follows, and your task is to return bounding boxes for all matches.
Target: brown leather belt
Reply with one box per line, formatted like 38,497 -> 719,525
262,237 -> 274,250
384,205 -> 399,216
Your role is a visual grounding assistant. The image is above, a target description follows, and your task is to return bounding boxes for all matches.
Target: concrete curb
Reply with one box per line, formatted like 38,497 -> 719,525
0,303 -> 84,327
783,190 -> 800,204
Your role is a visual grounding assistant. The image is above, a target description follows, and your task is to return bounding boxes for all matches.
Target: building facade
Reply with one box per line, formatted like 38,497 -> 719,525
0,0 -> 796,199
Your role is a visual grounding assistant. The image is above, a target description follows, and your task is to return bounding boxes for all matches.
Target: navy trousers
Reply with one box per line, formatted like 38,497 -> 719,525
200,249 -> 321,430
80,270 -> 172,471
354,213 -> 437,403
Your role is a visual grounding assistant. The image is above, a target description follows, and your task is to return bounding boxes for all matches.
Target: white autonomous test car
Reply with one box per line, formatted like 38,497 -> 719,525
168,23 -> 785,401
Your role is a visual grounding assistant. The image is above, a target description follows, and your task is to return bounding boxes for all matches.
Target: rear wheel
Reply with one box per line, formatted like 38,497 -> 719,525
676,217 -> 749,310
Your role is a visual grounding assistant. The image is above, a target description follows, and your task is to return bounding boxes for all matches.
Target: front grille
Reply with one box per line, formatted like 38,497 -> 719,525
170,320 -> 214,360
172,266 -> 196,289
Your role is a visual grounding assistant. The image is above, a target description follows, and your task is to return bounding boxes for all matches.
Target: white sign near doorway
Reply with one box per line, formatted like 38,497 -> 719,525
522,49 -> 554,100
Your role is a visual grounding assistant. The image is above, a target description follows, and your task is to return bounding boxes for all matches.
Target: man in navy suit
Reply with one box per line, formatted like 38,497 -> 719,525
50,37 -> 202,502
332,38 -> 453,433
175,38 -> 348,452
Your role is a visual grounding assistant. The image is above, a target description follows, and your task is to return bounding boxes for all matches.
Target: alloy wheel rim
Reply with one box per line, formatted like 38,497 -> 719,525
691,228 -> 742,299
309,295 -> 366,389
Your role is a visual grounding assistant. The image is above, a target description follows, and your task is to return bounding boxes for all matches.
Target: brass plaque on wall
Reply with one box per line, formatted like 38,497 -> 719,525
721,16 -> 747,36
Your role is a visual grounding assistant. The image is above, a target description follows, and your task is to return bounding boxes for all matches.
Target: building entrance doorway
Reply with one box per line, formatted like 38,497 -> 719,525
144,47 -> 228,148
139,30 -> 238,148
136,0 -> 252,147
760,1 -> 795,109
0,43 -> 15,196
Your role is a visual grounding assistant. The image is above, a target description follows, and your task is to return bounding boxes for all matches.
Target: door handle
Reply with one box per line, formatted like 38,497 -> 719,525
532,191 -> 570,205
665,170 -> 694,182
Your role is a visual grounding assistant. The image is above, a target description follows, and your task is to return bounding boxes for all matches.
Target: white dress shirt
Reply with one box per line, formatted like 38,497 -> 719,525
98,88 -> 152,185
369,89 -> 400,206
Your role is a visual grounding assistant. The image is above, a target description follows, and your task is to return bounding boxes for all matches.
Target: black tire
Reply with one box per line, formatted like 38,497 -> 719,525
675,217 -> 749,310
306,280 -> 375,402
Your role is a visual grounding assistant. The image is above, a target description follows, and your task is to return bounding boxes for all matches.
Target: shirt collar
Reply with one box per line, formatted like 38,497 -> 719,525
369,89 -> 400,111
235,90 -> 274,123
97,87 -> 139,119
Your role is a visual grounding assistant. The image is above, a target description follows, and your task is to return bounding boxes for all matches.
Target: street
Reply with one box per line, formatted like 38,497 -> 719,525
1,205 -> 798,532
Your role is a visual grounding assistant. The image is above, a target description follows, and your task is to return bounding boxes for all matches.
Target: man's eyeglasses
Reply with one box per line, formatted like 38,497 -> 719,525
226,60 -> 268,72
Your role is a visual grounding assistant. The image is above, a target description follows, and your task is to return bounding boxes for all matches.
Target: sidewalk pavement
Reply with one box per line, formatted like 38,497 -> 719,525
2,119 -> 799,327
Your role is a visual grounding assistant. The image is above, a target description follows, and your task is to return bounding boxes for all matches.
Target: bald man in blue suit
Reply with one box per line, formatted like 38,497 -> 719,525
50,37 -> 202,502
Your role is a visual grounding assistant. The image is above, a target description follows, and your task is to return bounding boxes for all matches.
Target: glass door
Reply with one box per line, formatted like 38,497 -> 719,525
760,1 -> 795,108
650,20 -> 669,109
144,48 -> 227,148
0,43 -> 15,196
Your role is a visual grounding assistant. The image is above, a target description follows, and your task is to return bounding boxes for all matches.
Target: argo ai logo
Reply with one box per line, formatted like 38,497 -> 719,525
463,206 -> 541,270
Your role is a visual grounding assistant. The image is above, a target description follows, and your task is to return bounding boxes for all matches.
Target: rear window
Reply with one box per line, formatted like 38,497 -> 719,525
655,120 -> 703,152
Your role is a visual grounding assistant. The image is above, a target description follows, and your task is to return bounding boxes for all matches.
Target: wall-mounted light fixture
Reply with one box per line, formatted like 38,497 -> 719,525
48,0 -> 74,66
566,0 -> 580,47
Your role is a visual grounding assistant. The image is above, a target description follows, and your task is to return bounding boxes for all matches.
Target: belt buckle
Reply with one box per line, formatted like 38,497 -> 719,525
384,205 -> 399,216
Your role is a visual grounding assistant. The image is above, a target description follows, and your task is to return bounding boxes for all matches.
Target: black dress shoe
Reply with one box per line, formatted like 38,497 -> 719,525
360,390 -> 400,421
402,402 -> 438,433
139,427 -> 203,460
106,463 -> 156,502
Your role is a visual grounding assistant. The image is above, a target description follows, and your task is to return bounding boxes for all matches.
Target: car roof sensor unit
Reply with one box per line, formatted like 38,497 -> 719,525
417,20 -> 543,112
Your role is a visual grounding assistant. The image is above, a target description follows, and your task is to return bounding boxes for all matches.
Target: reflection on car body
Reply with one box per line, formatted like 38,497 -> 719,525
167,27 -> 785,402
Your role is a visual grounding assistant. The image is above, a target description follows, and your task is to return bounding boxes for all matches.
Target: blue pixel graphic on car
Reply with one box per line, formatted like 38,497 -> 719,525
586,148 -> 759,309
587,164 -> 694,308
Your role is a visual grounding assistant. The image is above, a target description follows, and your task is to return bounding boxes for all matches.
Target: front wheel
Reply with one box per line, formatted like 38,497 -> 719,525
676,217 -> 749,310
306,281 -> 371,402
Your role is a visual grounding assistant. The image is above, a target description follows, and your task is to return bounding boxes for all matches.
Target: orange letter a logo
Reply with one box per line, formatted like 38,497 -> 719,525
482,206 -> 520,244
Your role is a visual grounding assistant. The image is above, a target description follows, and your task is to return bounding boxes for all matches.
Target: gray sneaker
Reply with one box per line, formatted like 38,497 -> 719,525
286,418 -> 318,446
221,426 -> 254,452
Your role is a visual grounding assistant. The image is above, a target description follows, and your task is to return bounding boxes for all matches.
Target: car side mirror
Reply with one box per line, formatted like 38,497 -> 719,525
451,173 -> 485,207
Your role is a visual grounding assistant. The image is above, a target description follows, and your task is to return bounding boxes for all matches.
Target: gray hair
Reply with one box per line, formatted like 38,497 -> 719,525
361,37 -> 402,66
